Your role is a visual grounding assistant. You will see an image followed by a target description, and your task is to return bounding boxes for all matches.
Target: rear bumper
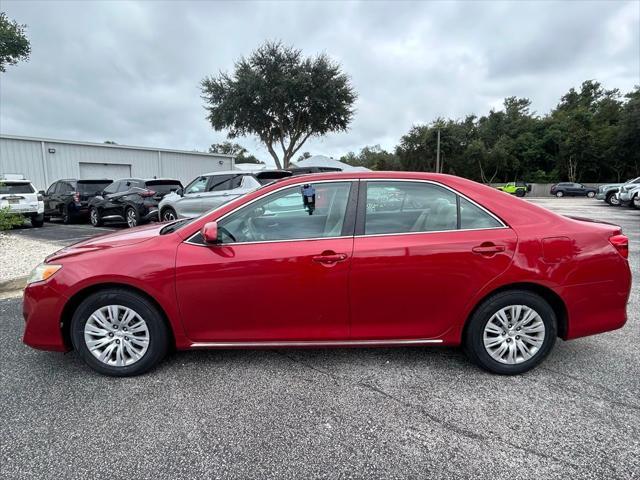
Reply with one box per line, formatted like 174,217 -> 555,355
22,282 -> 69,352
561,275 -> 632,340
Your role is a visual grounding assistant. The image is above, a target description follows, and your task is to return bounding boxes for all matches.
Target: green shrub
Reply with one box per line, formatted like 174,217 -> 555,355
0,207 -> 24,230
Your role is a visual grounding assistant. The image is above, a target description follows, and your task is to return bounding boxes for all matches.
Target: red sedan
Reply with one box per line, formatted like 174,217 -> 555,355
22,172 -> 632,376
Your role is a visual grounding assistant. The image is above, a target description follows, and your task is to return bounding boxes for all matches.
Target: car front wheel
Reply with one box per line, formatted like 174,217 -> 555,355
161,207 -> 177,222
90,207 -> 103,226
555,191 -> 564,198
70,289 -> 169,376
632,194 -> 640,210
464,290 -> 557,375
606,193 -> 620,206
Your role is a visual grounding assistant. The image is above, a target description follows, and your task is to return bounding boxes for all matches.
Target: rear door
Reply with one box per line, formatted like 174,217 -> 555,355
349,180 -> 517,340
198,174 -> 242,212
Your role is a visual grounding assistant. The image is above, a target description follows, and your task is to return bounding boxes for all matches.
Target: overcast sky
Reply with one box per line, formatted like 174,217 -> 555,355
1,0 -> 638,164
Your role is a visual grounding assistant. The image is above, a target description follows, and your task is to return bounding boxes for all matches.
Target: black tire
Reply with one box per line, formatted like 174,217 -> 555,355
70,289 -> 169,377
606,193 -> 619,206
463,290 -> 557,375
125,206 -> 140,228
515,188 -> 526,198
62,205 -> 72,224
89,207 -> 103,227
31,214 -> 44,228
555,191 -> 564,198
632,193 -> 640,210
161,207 -> 177,222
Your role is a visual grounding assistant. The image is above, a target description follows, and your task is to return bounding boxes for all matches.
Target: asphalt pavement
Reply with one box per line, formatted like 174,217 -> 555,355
1,198 -> 638,479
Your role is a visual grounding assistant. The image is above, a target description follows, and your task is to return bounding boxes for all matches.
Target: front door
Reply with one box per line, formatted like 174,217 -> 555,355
175,180 -> 357,342
349,180 -> 517,340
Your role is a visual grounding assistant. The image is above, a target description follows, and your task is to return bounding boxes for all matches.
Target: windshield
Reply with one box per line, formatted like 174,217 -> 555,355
0,182 -> 35,194
77,181 -> 112,194
146,181 -> 183,194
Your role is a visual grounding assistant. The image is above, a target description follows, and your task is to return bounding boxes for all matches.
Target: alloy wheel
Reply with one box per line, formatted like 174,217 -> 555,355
127,209 -> 137,227
162,209 -> 176,221
556,191 -> 563,197
587,191 -> 595,198
483,305 -> 546,364
84,305 -> 150,367
90,209 -> 98,226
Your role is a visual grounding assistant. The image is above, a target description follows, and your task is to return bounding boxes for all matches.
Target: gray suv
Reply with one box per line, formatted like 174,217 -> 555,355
158,170 -> 291,220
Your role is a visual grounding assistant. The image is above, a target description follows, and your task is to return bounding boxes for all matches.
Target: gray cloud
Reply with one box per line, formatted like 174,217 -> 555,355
1,0 -> 638,164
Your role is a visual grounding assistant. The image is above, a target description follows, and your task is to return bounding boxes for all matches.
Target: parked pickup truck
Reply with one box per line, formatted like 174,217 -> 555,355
495,181 -> 531,197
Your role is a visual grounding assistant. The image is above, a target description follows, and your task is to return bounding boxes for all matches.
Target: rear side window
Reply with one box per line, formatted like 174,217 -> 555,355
207,174 -> 237,192
364,181 -> 503,235
459,197 -> 502,229
0,182 -> 35,194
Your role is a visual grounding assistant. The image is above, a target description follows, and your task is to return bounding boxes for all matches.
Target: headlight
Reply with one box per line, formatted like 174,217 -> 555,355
27,263 -> 62,285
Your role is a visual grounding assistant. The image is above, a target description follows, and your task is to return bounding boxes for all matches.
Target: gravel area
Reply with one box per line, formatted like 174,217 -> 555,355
0,232 -> 61,283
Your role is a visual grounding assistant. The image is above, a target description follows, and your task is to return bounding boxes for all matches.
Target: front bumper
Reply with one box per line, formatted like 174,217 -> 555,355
23,282 -> 69,352
595,192 -> 606,200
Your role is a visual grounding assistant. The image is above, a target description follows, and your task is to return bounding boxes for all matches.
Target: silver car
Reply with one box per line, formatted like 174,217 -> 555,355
158,170 -> 291,220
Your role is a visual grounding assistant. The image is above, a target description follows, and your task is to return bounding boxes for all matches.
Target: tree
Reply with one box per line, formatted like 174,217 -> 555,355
201,41 -> 356,169
341,145 -> 400,170
296,151 -> 312,162
209,141 -> 262,164
0,12 -> 31,73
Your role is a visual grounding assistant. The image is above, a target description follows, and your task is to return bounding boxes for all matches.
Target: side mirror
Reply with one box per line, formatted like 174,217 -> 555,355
38,190 -> 45,195
176,188 -> 184,197
201,221 -> 219,244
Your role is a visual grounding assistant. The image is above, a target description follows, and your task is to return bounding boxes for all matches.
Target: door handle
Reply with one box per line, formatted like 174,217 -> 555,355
312,252 -> 348,265
472,243 -> 506,255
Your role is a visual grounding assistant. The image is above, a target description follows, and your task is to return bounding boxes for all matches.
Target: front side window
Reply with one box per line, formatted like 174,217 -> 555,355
46,182 -> 57,195
184,176 -> 208,195
218,182 -> 352,243
364,181 -> 502,235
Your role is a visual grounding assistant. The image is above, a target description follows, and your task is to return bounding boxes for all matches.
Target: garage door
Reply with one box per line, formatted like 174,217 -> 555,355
79,162 -> 132,180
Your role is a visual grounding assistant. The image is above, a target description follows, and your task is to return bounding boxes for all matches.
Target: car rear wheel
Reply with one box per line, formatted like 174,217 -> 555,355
515,189 -> 526,198
555,191 -> 564,198
125,207 -> 139,228
606,193 -> 619,206
89,207 -> 103,226
161,207 -> 177,222
31,214 -> 44,228
632,193 -> 640,210
70,289 -> 169,376
464,290 -> 557,375
587,191 -> 595,198
62,205 -> 72,224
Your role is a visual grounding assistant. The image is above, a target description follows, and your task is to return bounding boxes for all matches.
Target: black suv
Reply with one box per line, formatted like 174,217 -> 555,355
549,182 -> 597,198
43,179 -> 113,224
88,178 -> 182,228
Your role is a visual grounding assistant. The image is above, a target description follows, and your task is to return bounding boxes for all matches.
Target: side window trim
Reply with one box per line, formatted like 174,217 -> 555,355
354,178 -> 507,238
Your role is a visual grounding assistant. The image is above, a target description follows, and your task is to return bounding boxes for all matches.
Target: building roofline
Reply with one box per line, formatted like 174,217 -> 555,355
0,134 -> 236,159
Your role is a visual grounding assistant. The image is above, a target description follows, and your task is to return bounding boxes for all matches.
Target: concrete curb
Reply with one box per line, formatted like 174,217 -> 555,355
0,276 -> 27,294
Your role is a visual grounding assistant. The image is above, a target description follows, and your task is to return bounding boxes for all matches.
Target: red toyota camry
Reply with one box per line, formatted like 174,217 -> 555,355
22,172 -> 632,376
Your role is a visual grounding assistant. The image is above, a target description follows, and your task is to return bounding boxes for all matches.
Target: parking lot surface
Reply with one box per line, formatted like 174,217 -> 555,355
1,199 -> 638,479
8,220 -> 118,246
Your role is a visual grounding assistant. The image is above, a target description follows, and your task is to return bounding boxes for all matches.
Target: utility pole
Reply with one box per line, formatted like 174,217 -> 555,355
436,128 -> 441,173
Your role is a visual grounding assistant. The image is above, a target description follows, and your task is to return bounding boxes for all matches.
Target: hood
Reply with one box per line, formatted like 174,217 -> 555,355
46,223 -> 164,262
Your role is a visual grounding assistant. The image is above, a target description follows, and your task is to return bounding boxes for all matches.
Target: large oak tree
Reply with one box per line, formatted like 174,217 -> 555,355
201,42 -> 356,169
0,12 -> 30,73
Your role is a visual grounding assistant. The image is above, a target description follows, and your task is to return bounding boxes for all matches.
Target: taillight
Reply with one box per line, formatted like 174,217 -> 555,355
609,234 -> 629,259
73,192 -> 80,203
139,189 -> 156,198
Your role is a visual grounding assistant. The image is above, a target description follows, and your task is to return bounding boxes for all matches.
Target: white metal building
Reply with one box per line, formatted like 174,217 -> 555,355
0,134 -> 235,190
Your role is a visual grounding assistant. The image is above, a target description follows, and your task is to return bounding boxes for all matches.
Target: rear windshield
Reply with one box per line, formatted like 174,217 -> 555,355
145,180 -> 182,194
77,180 -> 112,194
0,182 -> 35,194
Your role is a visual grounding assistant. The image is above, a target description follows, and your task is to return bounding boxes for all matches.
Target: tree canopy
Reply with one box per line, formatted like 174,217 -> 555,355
201,41 -> 356,169
0,12 -> 31,73
372,80 -> 638,183
209,141 -> 262,164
